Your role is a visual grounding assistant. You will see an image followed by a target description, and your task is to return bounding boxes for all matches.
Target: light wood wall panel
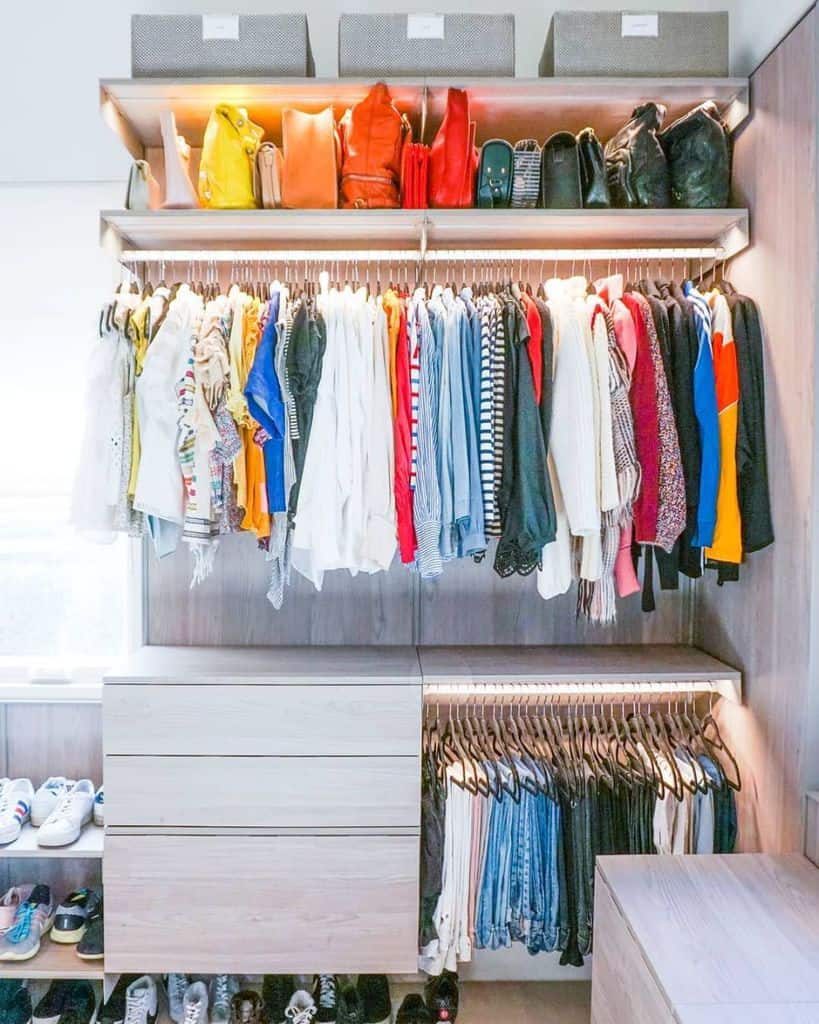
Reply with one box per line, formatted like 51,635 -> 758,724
5,704 -> 102,786
694,6 -> 819,853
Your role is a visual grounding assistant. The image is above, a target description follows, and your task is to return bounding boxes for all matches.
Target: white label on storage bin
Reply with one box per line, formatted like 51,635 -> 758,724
407,14 -> 445,40
621,13 -> 659,37
202,15 -> 240,40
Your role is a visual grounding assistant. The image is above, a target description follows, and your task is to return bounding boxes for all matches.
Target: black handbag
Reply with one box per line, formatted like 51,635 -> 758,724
660,101 -> 731,208
540,132 -> 582,209
604,102 -> 671,208
576,128 -> 610,208
476,139 -> 514,208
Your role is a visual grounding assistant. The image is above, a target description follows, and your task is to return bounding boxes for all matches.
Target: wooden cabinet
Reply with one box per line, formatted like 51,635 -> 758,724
103,646 -> 422,973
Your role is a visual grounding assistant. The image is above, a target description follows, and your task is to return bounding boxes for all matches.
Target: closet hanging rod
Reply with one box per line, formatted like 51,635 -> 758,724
119,246 -> 724,265
423,678 -> 741,703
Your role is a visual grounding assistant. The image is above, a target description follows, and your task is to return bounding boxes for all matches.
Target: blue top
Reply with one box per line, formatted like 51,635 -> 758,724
245,291 -> 286,513
685,282 -> 720,548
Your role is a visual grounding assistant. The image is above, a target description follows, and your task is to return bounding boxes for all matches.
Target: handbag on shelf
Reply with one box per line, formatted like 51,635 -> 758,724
401,142 -> 430,209
476,140 -> 514,209
254,143 -> 284,209
605,102 -> 670,209
576,128 -> 610,208
540,132 -> 582,209
510,139 -> 542,209
428,88 -> 478,209
159,110 -> 199,209
281,107 -> 341,209
125,160 -> 161,211
339,82 -> 410,209
198,104 -> 263,210
660,100 -> 731,208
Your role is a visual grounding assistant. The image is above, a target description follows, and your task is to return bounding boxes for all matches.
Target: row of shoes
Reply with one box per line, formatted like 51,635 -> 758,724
0,980 -> 98,1024
0,777 -> 104,847
0,884 -> 103,961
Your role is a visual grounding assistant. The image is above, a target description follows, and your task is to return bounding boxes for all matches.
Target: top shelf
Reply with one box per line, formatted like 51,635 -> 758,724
100,76 -> 750,159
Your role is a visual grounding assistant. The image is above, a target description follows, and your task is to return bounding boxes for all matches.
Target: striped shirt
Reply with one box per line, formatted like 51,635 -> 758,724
488,296 -> 506,537
409,307 -> 422,490
478,296 -> 496,525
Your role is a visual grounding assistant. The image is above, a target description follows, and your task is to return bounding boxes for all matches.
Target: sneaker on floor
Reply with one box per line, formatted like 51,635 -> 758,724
313,977 -> 337,1024
336,986 -> 364,1024
31,778 -> 75,828
124,977 -> 158,1024
93,787 -> 104,827
262,977 -> 295,1024
0,779 -> 34,845
0,883 -> 55,960
284,990 -> 317,1024
209,977 -> 239,1024
34,980 -> 73,1024
229,992 -> 262,1024
395,997 -> 431,1024
357,977 -> 390,1024
0,979 -> 31,1024
57,981 -> 96,1024
101,975 -> 141,1024
166,976 -> 190,1024
424,972 -> 458,1024
183,981 -> 209,1024
51,888 -> 97,945
37,780 -> 95,848
0,885 -> 33,934
76,899 -> 103,960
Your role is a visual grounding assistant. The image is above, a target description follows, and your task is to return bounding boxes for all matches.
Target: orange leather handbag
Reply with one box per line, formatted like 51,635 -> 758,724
281,107 -> 341,209
339,83 -> 410,209
428,88 -> 478,209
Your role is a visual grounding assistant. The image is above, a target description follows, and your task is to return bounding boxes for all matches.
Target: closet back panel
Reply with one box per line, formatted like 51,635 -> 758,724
146,536 -> 692,645
694,6 -> 819,854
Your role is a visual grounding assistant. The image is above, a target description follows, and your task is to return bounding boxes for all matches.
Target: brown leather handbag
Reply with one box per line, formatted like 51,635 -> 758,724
281,107 -> 340,209
339,83 -> 410,209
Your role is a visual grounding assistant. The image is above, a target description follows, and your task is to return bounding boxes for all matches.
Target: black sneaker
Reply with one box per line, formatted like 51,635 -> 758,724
313,976 -> 337,1024
0,982 -> 31,1024
336,984 -> 365,1024
262,977 -> 294,1024
357,977 -> 390,1024
101,975 -> 141,1024
51,889 -> 96,945
424,972 -> 458,1024
76,901 -> 103,960
34,981 -> 74,1024
395,996 -> 431,1024
58,983 -> 96,1024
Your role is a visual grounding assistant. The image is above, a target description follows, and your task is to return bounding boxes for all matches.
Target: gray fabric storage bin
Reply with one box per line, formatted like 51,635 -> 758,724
339,14 -> 514,77
131,15 -> 315,77
540,12 -> 729,77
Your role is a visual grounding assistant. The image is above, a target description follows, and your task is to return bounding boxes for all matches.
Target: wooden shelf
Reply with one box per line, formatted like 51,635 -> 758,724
100,76 -> 750,158
0,824 -> 103,859
101,207 -> 749,257
0,936 -> 103,980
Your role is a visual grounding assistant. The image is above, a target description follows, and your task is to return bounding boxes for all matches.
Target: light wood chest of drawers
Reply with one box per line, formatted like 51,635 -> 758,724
103,646 -> 422,974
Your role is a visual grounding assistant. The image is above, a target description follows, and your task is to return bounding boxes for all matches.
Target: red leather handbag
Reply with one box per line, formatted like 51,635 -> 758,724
339,82 -> 411,209
401,142 -> 430,209
428,88 -> 478,208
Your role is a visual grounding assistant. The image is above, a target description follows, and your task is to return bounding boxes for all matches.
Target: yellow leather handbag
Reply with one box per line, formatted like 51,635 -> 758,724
199,104 -> 264,209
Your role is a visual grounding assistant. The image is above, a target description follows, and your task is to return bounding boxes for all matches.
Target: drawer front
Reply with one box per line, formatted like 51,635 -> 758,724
104,833 -> 419,973
591,874 -> 675,1024
104,683 -> 421,756
105,754 -> 420,828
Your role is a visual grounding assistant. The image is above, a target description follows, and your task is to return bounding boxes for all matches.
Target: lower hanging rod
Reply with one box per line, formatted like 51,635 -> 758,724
119,246 -> 724,265
423,678 -> 740,703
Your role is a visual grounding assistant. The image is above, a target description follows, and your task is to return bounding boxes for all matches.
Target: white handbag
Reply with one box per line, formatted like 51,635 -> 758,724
160,110 -> 199,209
125,160 -> 161,211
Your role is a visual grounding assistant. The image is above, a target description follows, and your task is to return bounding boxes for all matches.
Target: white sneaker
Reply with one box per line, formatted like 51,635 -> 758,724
125,976 -> 159,1024
37,779 -> 95,847
31,777 -> 75,827
167,975 -> 190,1024
285,992 -> 317,1024
93,786 -> 104,827
0,779 -> 34,844
183,981 -> 209,1024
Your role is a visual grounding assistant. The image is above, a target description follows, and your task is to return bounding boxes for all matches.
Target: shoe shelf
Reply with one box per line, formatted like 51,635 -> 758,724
0,824 -> 103,860
101,207 -> 750,260
100,76 -> 750,159
0,937 -> 104,980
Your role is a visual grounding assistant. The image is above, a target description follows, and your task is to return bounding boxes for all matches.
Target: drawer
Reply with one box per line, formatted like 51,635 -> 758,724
104,683 -> 421,756
104,833 -> 419,973
105,754 -> 420,829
